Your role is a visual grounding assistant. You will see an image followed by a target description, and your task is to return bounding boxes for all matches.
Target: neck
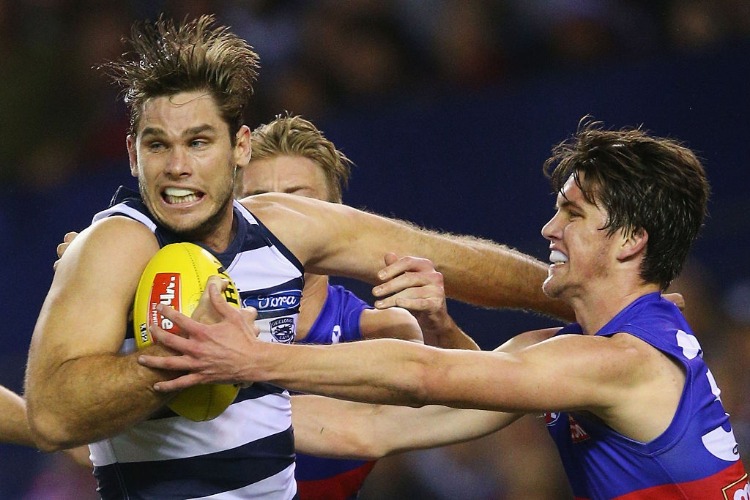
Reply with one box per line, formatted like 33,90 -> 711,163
200,203 -> 237,254
570,281 -> 661,334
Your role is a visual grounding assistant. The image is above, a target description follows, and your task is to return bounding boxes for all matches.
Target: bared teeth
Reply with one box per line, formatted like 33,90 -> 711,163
165,187 -> 195,197
549,250 -> 568,264
164,187 -> 199,204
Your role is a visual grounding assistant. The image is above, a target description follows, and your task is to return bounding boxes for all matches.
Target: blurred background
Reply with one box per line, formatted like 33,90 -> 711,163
1,0 -> 749,498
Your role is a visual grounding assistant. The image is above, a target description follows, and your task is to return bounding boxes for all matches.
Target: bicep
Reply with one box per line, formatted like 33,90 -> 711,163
431,334 -> 633,413
247,195 -> 420,284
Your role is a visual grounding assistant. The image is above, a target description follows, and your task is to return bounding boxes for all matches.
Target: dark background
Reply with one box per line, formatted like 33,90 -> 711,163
1,1 -> 748,498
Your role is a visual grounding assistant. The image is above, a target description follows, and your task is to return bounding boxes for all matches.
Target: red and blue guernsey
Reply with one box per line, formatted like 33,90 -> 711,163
545,292 -> 749,499
294,284 -> 377,500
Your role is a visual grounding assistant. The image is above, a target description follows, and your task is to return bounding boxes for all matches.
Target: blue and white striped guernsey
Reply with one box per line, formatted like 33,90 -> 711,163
89,187 -> 303,499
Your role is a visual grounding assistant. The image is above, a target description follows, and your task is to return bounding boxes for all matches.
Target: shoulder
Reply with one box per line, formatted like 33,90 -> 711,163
81,216 -> 159,260
55,216 -> 159,286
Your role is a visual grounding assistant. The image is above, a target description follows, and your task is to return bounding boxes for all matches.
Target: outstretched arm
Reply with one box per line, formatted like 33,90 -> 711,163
289,329 -> 556,459
140,288 -> 637,417
244,194 -> 572,322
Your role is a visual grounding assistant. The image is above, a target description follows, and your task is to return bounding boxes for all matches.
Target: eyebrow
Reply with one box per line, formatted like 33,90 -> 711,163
246,186 -> 311,196
555,197 -> 582,211
140,124 -> 217,139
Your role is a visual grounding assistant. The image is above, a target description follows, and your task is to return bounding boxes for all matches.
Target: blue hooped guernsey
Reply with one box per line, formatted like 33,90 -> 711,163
294,285 -> 377,499
89,187 -> 303,499
545,293 -> 749,500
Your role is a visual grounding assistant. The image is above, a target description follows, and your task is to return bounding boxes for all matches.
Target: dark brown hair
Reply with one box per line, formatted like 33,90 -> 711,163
101,15 -> 259,142
544,117 -> 710,289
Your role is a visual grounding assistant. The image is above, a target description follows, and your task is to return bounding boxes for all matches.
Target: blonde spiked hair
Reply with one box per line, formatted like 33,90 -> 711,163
248,114 -> 353,203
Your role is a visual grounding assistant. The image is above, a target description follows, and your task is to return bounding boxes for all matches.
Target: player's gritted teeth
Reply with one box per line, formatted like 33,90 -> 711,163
549,249 -> 568,266
163,187 -> 204,205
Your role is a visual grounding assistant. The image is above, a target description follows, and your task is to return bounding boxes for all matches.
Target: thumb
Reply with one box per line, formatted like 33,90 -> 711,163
206,275 -> 229,292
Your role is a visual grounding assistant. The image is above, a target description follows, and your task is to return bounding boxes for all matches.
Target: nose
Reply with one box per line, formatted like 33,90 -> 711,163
541,211 -> 561,242
165,146 -> 192,177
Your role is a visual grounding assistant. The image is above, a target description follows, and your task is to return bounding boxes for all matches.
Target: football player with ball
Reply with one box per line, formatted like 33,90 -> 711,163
54,114 -> 479,499
26,15 -> 568,499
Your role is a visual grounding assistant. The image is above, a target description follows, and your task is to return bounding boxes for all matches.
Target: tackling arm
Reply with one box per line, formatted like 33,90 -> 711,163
244,194 -> 572,321
289,330 -> 555,459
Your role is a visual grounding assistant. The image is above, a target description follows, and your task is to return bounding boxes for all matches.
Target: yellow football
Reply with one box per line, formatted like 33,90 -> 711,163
133,242 -> 241,421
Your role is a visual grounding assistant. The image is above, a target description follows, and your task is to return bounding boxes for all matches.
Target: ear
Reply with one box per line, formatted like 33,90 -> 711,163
234,125 -> 252,166
617,228 -> 648,261
126,135 -> 138,177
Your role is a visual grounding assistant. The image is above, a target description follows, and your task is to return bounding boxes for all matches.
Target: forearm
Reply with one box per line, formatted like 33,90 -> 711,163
362,215 -> 572,320
292,396 -> 384,459
435,237 -> 571,320
0,386 -> 35,447
26,346 -> 174,451
371,405 -> 522,457
260,197 -> 572,320
253,340 -> 434,407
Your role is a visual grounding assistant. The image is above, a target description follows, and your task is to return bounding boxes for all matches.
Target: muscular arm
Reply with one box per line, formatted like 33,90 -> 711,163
250,331 -> 631,412
25,217 -> 175,451
147,288 -> 686,443
143,279 -> 685,446
251,328 -> 678,443
243,194 -> 572,321
290,330 -> 556,459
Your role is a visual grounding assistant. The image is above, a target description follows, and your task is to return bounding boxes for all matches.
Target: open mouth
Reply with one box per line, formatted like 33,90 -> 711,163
549,250 -> 568,265
163,187 -> 204,205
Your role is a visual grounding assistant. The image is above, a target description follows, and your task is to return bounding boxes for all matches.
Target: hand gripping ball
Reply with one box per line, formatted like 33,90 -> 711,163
133,242 -> 241,421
